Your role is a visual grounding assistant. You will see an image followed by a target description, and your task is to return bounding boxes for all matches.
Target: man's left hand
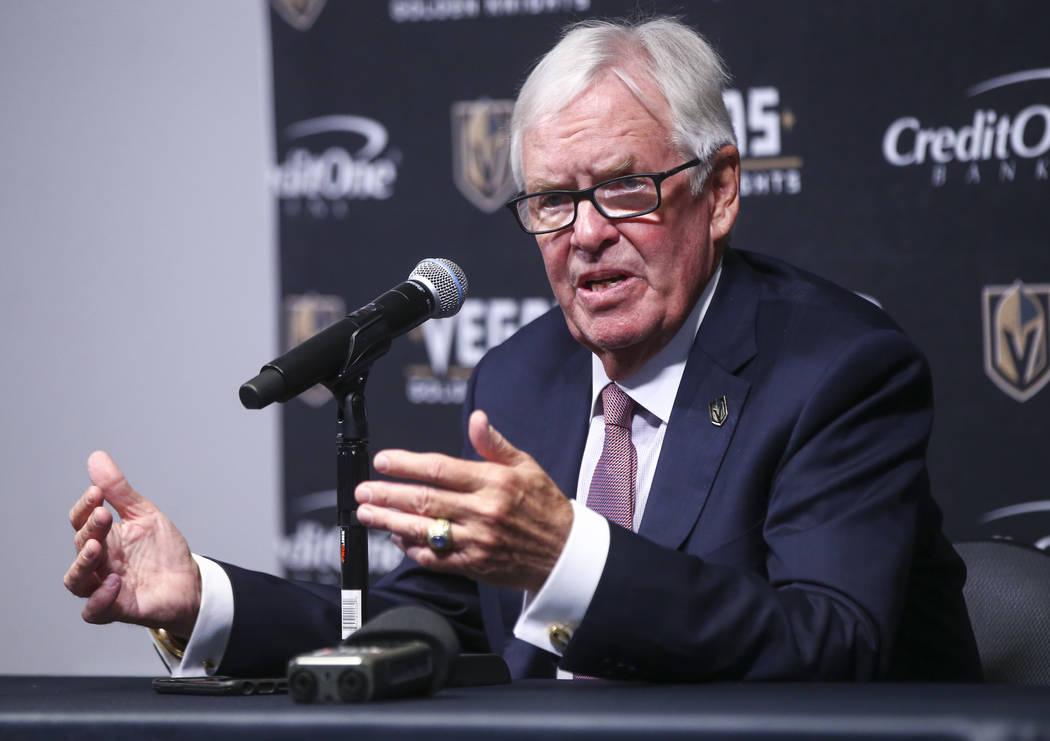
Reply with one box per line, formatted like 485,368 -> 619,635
355,409 -> 573,593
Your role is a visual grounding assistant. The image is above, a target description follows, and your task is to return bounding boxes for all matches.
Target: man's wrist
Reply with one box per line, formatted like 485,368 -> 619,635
164,558 -> 202,639
524,496 -> 576,593
513,501 -> 610,655
153,555 -> 234,677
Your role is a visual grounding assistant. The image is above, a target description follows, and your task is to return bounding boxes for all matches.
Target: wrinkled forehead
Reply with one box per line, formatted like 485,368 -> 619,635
524,63 -> 669,140
521,73 -> 675,185
511,54 -> 672,187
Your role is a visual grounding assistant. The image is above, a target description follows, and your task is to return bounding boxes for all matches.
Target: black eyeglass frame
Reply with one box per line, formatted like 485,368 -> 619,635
505,158 -> 703,235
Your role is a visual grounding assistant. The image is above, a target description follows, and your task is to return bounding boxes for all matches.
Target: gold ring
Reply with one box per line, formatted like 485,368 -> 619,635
427,518 -> 453,551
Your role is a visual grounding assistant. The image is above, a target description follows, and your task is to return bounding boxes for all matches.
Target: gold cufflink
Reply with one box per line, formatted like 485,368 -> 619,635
548,623 -> 574,652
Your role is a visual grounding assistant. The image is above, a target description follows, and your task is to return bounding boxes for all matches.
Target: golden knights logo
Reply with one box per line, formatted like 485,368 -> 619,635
451,99 -> 516,213
982,280 -> 1050,402
284,292 -> 347,407
708,395 -> 729,427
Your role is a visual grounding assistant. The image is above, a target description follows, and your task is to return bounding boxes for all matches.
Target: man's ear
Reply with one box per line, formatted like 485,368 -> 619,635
707,145 -> 741,243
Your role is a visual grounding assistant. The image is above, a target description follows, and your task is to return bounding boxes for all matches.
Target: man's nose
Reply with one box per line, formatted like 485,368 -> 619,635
571,200 -> 618,252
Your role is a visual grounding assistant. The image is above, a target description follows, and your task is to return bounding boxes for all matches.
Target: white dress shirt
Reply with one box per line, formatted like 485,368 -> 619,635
163,263 -> 722,678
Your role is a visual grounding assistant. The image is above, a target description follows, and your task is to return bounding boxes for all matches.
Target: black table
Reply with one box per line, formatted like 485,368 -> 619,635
2,676 -> 1050,740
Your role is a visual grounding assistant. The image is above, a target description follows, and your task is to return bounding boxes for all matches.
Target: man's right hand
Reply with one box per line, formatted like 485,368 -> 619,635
64,451 -> 202,639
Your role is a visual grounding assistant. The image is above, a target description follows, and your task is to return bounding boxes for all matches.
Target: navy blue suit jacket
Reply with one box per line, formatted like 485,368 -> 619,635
217,249 -> 981,682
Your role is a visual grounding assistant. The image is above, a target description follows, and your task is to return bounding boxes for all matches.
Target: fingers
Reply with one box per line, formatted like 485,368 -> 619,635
69,485 -> 103,531
357,408 -> 533,541
64,538 -> 126,626
81,573 -> 122,624
468,410 -> 528,466
357,476 -> 465,523
366,411 -> 530,493
63,539 -> 104,598
372,449 -> 486,494
86,450 -> 150,519
73,505 -> 112,553
356,504 -> 462,552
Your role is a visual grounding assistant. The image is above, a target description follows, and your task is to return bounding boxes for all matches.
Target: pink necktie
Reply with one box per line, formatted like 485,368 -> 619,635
587,383 -> 637,530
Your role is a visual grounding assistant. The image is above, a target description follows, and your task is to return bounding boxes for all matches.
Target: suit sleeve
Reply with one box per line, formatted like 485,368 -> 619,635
215,555 -> 491,677
560,330 -> 938,681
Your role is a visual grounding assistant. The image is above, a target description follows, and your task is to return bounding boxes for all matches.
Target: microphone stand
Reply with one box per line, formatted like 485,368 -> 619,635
305,324 -> 511,686
332,374 -> 371,639
327,331 -> 392,639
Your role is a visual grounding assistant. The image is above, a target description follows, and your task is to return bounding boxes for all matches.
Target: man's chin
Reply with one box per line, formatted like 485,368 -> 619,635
567,321 -> 656,360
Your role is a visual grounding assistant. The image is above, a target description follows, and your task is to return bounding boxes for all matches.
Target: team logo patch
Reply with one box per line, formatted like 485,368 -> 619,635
284,292 -> 347,407
451,99 -> 516,213
982,280 -> 1050,402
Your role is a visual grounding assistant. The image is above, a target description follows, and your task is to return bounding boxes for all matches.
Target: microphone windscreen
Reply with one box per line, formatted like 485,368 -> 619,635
344,606 -> 461,692
410,258 -> 468,317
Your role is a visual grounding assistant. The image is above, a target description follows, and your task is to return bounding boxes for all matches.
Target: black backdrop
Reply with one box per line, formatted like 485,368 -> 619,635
267,0 -> 1050,583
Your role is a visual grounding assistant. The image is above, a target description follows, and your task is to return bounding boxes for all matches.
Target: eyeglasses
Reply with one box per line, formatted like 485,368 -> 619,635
505,158 -> 702,235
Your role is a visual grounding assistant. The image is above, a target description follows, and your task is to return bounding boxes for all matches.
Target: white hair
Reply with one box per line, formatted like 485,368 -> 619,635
509,17 -> 737,194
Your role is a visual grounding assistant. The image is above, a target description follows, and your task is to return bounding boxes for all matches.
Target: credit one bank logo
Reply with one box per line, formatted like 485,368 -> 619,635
270,115 -> 402,219
281,499 -> 405,581
882,69 -> 1050,187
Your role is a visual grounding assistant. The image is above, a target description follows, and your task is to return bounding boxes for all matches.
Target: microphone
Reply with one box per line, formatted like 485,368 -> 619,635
239,258 -> 468,409
287,606 -> 511,703
287,606 -> 460,703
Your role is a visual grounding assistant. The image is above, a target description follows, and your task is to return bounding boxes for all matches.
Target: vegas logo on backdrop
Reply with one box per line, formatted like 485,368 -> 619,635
451,99 -> 516,213
978,281 -> 1050,550
982,281 -> 1050,404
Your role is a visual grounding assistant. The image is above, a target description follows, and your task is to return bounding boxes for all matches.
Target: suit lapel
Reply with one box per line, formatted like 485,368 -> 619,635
639,249 -> 759,550
486,251 -> 763,671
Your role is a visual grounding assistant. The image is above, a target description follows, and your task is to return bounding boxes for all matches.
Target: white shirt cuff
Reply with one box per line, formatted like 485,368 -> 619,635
512,500 -> 610,657
151,554 -> 235,677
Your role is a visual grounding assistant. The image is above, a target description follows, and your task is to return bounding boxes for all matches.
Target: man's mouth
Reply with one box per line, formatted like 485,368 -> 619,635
583,274 -> 629,292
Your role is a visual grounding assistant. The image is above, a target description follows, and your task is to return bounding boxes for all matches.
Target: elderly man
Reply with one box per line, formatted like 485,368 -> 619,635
65,17 -> 981,682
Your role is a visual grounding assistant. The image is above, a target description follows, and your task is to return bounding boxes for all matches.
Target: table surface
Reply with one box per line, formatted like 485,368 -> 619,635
2,675 -> 1050,741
